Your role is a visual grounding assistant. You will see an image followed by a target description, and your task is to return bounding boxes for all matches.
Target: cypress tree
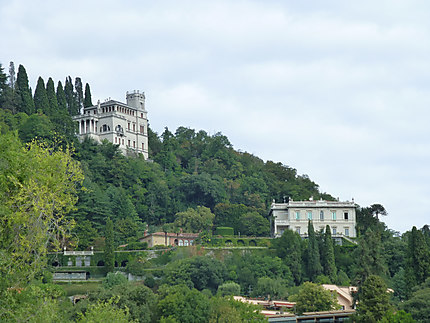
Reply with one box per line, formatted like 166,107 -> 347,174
64,76 -> 78,115
354,228 -> 387,285
274,229 -> 303,285
0,63 -> 8,108
8,62 -> 15,89
307,220 -> 322,281
323,225 -> 337,283
75,77 -> 83,112
104,217 -> 115,273
33,76 -> 50,114
46,77 -> 58,115
56,81 -> 67,112
53,80 -> 76,140
406,226 -> 430,286
16,64 -> 34,114
84,83 -> 93,107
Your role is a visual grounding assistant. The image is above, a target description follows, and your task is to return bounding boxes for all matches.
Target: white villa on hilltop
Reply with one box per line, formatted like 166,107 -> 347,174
270,197 -> 357,240
73,90 -> 149,159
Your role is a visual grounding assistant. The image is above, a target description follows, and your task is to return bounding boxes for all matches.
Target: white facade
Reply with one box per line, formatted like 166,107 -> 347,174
73,91 -> 149,159
270,198 -> 357,239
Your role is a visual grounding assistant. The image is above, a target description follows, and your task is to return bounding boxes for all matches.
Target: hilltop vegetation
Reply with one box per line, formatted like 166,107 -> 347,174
1,62 -> 429,322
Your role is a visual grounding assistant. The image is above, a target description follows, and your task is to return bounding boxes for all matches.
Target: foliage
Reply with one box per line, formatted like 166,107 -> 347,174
405,226 -> 430,291
354,275 -> 391,322
0,133 -> 83,290
209,296 -> 266,323
76,297 -> 136,323
102,272 -> 128,289
251,276 -> 289,300
273,229 -> 304,285
402,278 -> 430,322
289,281 -> 340,314
380,310 -> 415,323
104,218 -> 115,273
353,228 -> 387,285
214,227 -> 234,236
217,281 -> 241,296
307,220 -> 322,281
173,206 -> 215,233
0,283 -> 65,323
157,284 -> 211,323
322,225 -> 337,283
238,211 -> 270,236
164,256 -> 227,292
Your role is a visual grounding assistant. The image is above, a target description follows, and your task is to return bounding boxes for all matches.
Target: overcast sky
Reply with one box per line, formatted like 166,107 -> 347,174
2,0 -> 429,233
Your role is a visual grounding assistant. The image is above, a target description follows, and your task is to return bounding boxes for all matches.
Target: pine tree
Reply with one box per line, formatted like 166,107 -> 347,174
33,77 -> 50,114
46,77 -> 58,115
104,217 -> 115,273
84,83 -> 93,107
307,220 -> 322,281
16,64 -> 34,114
323,225 -> 337,283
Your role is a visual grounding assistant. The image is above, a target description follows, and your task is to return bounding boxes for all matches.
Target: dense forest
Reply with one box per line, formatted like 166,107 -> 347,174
1,62 -> 429,322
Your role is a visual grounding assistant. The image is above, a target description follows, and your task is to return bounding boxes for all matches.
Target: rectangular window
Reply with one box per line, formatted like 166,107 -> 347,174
344,212 -> 349,220
296,211 -> 300,220
307,211 -> 312,220
115,137 -> 117,144
142,143 -> 144,150
320,211 -> 324,221
141,113 -> 143,118
128,140 -> 130,146
345,228 -> 349,236
140,125 -> 144,134
332,211 -> 336,220
133,124 -> 135,132
133,141 -> 135,148
333,227 -> 337,235
128,123 -> 130,130
296,227 -> 301,234
122,139 -> 124,145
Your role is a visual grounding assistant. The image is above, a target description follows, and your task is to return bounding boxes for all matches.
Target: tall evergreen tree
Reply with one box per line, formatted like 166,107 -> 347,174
52,80 -> 76,140
16,64 -> 34,114
104,217 -> 115,273
64,76 -> 78,115
406,226 -> 430,288
355,275 -> 391,322
56,81 -> 67,112
354,228 -> 387,285
307,220 -> 322,281
84,82 -> 93,107
8,62 -> 15,89
323,225 -> 337,283
33,77 -> 50,114
75,77 -> 84,112
274,229 -> 303,284
46,77 -> 58,115
0,63 -> 8,108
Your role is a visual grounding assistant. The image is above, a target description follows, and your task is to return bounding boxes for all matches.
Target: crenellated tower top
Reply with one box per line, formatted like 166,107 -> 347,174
126,90 -> 146,111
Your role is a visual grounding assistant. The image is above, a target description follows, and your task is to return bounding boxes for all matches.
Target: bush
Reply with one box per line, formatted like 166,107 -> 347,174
102,272 -> 128,289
